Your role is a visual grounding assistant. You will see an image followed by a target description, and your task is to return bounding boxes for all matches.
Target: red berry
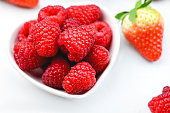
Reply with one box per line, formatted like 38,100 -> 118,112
38,5 -> 67,25
42,56 -> 70,89
18,20 -> 37,42
31,20 -> 61,57
5,0 -> 39,8
58,25 -> 96,62
121,8 -> 164,61
91,21 -> 112,48
63,62 -> 96,94
61,18 -> 81,31
163,86 -> 170,94
14,41 -> 45,71
18,34 -> 27,42
148,86 -> 170,113
26,35 -> 34,42
67,5 -> 101,25
85,45 -> 109,73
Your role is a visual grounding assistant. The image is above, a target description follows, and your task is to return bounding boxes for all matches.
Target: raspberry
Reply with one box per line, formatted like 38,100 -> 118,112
163,86 -> 170,94
14,41 -> 45,71
58,25 -> 96,62
63,62 -> 96,94
31,20 -> 61,57
148,86 -> 170,113
42,56 -> 70,89
38,5 -> 67,25
91,21 -> 112,48
61,18 -> 81,31
67,5 -> 101,25
18,34 -> 34,42
85,45 -> 109,73
18,34 -> 27,42
18,20 -> 37,42
26,35 -> 34,42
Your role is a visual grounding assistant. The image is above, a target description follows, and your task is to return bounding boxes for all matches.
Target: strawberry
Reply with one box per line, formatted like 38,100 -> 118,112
115,0 -> 164,61
5,0 -> 38,8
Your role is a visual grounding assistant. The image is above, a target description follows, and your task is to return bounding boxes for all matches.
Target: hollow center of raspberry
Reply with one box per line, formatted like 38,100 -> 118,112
96,27 -> 102,32
49,10 -> 59,16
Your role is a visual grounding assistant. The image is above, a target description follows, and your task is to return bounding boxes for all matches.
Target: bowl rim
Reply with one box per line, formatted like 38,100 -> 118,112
8,1 -> 120,99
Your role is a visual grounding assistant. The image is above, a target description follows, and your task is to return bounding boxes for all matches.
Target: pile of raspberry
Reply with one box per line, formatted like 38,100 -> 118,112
13,4 -> 112,95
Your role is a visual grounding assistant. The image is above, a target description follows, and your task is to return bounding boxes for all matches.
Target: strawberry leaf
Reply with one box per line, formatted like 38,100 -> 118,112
129,8 -> 137,24
135,0 -> 142,9
115,0 -> 152,24
115,11 -> 128,20
140,0 -> 152,8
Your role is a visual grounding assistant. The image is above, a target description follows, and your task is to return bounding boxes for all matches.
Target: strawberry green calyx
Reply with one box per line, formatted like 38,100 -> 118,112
115,0 -> 152,24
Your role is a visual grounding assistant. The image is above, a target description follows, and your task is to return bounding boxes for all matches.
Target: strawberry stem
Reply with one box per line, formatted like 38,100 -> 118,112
115,0 -> 152,23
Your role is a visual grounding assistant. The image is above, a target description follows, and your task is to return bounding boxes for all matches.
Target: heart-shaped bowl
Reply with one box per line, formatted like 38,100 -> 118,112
8,1 -> 120,99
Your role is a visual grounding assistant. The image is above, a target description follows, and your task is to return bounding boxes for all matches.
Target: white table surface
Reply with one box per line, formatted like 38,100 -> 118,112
0,0 -> 169,113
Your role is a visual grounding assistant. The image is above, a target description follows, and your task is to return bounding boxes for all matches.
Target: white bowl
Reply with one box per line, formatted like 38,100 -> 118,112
8,2 -> 120,99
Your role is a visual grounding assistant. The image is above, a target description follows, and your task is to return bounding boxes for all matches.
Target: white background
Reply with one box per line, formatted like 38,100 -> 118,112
0,0 -> 169,113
